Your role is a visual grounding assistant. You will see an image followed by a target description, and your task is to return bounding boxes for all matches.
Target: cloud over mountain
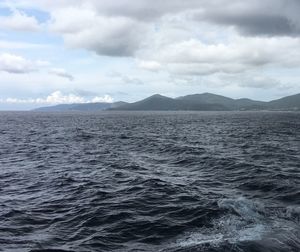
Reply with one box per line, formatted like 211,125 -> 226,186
0,91 -> 113,105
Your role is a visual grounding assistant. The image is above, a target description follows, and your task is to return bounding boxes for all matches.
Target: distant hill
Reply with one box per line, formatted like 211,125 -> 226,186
34,101 -> 127,112
177,93 -> 265,110
33,93 -> 300,111
234,98 -> 266,110
267,93 -> 300,110
177,93 -> 236,108
111,93 -> 268,111
112,94 -> 228,111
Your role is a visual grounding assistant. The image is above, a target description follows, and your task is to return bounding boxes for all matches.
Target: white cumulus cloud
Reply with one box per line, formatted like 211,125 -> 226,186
90,95 -> 114,103
0,52 -> 37,73
0,9 -> 41,32
0,53 -> 72,80
141,36 -> 300,76
0,91 -> 114,104
49,7 -> 146,57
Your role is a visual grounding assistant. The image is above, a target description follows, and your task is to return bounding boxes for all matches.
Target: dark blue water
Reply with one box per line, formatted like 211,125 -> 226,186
0,111 -> 299,252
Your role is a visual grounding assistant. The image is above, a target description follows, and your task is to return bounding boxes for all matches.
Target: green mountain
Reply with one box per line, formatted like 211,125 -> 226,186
267,93 -> 300,110
112,94 -> 227,111
177,93 -> 265,110
112,93 -> 268,111
33,93 -> 300,111
34,102 -> 127,112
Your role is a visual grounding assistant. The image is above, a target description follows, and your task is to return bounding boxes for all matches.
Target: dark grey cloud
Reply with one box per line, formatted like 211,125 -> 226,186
92,0 -> 300,38
91,0 -> 202,21
199,12 -> 300,37
87,36 -> 141,57
195,0 -> 300,37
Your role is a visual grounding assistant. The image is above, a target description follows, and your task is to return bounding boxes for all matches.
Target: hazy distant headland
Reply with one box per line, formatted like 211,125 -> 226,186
34,93 -> 300,112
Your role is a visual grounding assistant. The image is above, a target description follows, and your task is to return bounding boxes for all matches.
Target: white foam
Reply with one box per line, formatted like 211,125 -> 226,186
177,221 -> 267,248
218,197 -> 264,221
175,197 -> 269,249
172,197 -> 300,250
233,223 -> 266,242
178,233 -> 224,247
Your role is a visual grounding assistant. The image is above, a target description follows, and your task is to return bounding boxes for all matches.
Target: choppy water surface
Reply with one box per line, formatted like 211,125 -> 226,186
0,111 -> 299,252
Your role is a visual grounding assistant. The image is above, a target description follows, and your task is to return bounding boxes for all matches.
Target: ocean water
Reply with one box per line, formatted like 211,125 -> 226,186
0,111 -> 299,252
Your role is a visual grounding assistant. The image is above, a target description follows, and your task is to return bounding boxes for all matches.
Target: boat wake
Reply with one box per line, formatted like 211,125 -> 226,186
169,197 -> 300,251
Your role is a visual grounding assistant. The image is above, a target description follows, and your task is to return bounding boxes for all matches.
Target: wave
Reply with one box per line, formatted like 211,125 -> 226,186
168,197 -> 300,251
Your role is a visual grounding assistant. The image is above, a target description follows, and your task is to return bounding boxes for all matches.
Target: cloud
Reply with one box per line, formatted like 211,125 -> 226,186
107,71 -> 144,85
90,95 -> 114,103
7,0 -> 300,58
87,0 -> 201,21
1,0 -> 300,97
138,60 -> 162,71
49,68 -> 74,81
5,1 -> 300,37
43,1 -> 206,57
49,7 -> 146,57
141,36 -> 300,76
168,72 -> 290,90
0,53 -> 54,75
0,53 -> 72,83
73,89 -> 99,97
194,0 -> 300,37
202,13 -> 299,37
6,0 -> 200,21
0,9 -> 41,32
219,74 -> 288,89
0,91 -> 114,104
0,52 -> 37,73
121,76 -> 143,85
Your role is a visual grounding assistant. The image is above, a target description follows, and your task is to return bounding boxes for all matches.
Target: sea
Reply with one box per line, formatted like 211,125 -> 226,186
0,111 -> 299,252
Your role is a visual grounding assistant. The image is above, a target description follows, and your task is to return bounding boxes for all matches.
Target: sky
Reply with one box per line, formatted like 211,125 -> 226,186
0,0 -> 300,110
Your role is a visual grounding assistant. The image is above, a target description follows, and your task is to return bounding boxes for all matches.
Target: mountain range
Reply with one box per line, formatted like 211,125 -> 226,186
34,101 -> 128,112
34,93 -> 300,111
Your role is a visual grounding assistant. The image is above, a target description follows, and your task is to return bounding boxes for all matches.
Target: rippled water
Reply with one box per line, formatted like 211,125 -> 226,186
0,111 -> 299,252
